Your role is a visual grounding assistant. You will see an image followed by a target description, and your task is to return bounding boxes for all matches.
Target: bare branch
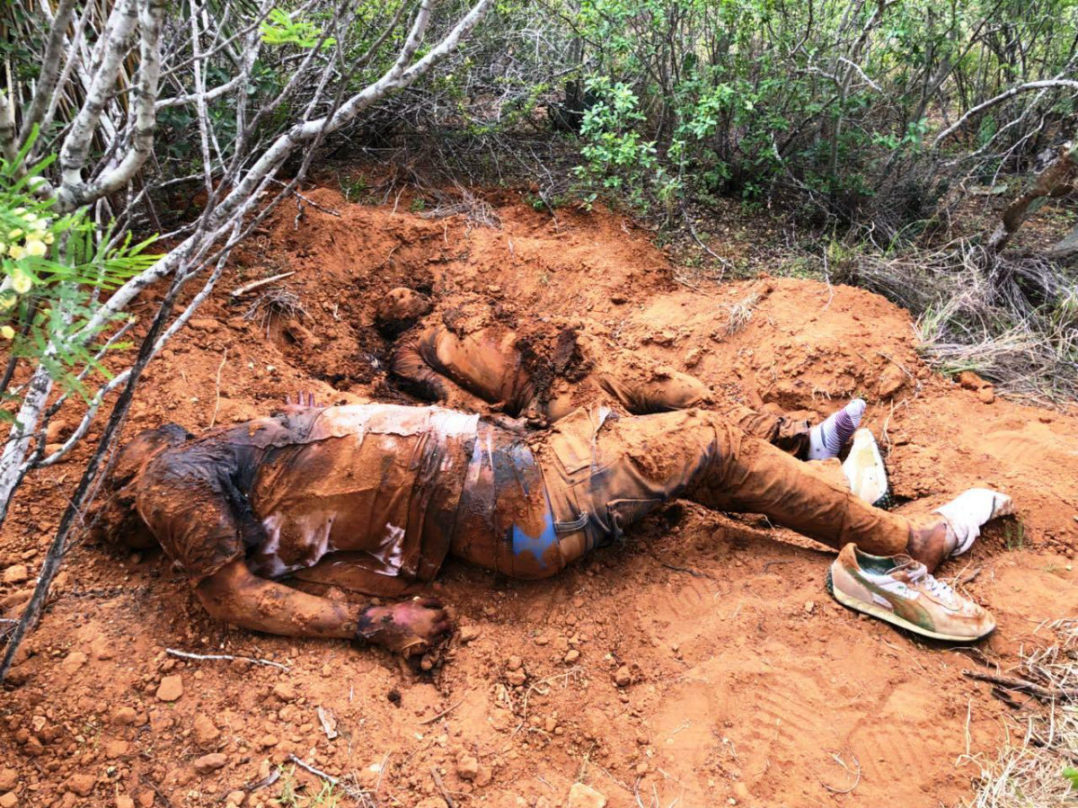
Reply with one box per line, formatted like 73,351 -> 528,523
933,80 -> 1078,149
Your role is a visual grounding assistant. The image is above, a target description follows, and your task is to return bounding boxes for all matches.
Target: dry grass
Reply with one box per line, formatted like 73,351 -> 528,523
243,287 -> 309,337
832,240 -> 1078,403
962,619 -> 1078,807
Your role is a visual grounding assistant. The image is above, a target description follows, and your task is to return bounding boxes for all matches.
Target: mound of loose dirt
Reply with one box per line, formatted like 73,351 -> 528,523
2,187 -> 1077,808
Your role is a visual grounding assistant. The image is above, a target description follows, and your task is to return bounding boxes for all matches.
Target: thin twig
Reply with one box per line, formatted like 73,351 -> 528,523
419,698 -> 465,724
821,752 -> 861,794
166,647 -> 290,671
430,767 -> 457,808
229,271 -> 296,298
963,670 -> 1078,702
209,349 -> 228,429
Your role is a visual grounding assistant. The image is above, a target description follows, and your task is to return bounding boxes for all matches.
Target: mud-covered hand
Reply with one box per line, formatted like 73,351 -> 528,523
355,597 -> 454,657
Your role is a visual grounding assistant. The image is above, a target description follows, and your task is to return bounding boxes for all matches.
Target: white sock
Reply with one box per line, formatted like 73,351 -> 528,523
935,488 -> 1015,556
808,398 -> 866,460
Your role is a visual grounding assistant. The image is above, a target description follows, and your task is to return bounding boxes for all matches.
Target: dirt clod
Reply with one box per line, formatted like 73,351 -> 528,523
457,753 -> 479,781
193,714 -> 220,746
66,773 -> 95,797
567,782 -> 607,808
112,706 -> 138,726
116,796 -> 135,808
614,666 -> 631,688
60,651 -> 86,676
2,565 -> 28,585
156,674 -> 184,701
0,771 -> 15,792
459,625 -> 481,643
193,753 -> 228,774
0,792 -> 16,808
271,681 -> 296,702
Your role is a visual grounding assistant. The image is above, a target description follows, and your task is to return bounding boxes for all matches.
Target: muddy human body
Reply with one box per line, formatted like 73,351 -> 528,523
98,394 -> 1010,655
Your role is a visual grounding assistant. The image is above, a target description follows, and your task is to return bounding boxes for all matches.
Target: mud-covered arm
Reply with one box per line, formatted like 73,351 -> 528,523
595,365 -> 712,414
196,560 -> 453,654
195,559 -> 363,638
390,326 -> 511,412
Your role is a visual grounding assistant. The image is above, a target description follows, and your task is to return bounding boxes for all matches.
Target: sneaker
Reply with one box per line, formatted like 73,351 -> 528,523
826,543 -> 996,641
842,428 -> 891,508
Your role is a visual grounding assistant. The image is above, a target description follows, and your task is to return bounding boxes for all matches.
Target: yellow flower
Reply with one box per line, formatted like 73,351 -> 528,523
43,232 -> 54,245
0,292 -> 14,310
0,243 -> 6,256
11,268 -> 32,294
0,325 -> 14,340
12,207 -> 25,215
25,239 -> 46,258
8,228 -> 22,240
8,244 -> 25,260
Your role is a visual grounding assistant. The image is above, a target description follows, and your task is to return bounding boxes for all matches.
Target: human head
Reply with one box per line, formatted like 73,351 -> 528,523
91,423 -> 191,549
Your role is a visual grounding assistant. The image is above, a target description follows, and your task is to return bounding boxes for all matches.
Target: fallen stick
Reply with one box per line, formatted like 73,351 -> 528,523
963,669 -> 1078,702
229,271 -> 296,298
166,648 -> 290,671
418,698 -> 465,725
430,767 -> 457,808
287,755 -> 340,787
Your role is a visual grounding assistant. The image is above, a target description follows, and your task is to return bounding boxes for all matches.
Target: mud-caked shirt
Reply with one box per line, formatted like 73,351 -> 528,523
134,404 -> 479,583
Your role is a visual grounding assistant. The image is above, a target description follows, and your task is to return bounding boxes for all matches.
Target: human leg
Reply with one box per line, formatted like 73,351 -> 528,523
536,409 -> 1007,572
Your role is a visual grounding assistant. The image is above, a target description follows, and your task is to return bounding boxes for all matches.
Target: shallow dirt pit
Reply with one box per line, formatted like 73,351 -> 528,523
2,186 -> 1078,808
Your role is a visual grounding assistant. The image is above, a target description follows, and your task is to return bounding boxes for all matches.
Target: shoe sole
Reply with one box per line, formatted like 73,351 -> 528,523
825,568 -> 994,643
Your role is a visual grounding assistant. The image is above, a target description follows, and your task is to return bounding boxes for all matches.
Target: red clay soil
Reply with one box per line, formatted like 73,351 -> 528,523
2,187 -> 1077,808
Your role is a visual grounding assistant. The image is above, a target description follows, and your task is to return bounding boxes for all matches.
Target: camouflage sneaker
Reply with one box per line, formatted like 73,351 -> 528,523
826,543 -> 996,642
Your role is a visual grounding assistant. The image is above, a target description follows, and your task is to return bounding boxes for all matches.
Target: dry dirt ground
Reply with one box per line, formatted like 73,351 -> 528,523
2,187 -> 1078,808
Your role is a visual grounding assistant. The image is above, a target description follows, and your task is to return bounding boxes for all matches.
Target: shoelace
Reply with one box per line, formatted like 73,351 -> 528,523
908,566 -> 958,607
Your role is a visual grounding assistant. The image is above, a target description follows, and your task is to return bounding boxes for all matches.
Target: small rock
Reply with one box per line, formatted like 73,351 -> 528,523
156,675 -> 184,702
105,739 -> 129,758
957,370 -> 987,391
193,714 -> 220,746
614,666 -> 632,688
66,773 -> 95,797
2,565 -> 28,585
137,791 -> 155,808
506,655 -> 523,671
192,753 -> 228,775
804,600 -> 815,614
116,797 -> 136,808
567,782 -> 606,808
684,347 -> 702,368
506,669 -> 526,687
0,769 -> 17,791
0,792 -> 16,808
271,681 -> 296,702
414,799 -> 448,808
457,754 -> 479,781
733,782 -> 751,801
459,625 -> 481,644
977,386 -> 995,404
112,706 -> 138,726
188,318 -> 221,332
90,636 -> 113,660
60,651 -> 87,676
225,790 -> 245,806
564,649 -> 580,664
876,365 -> 906,399
256,734 -> 278,749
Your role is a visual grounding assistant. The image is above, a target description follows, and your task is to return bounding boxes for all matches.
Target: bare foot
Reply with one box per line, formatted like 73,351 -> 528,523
356,597 -> 453,657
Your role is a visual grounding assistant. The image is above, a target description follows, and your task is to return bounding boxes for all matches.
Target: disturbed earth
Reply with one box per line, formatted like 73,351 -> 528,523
2,185 -> 1078,808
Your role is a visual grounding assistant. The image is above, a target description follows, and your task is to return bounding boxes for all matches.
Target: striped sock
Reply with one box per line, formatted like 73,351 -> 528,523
808,398 -> 866,460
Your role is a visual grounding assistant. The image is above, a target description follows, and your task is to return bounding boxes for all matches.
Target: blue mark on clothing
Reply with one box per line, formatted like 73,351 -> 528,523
511,509 -> 557,566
